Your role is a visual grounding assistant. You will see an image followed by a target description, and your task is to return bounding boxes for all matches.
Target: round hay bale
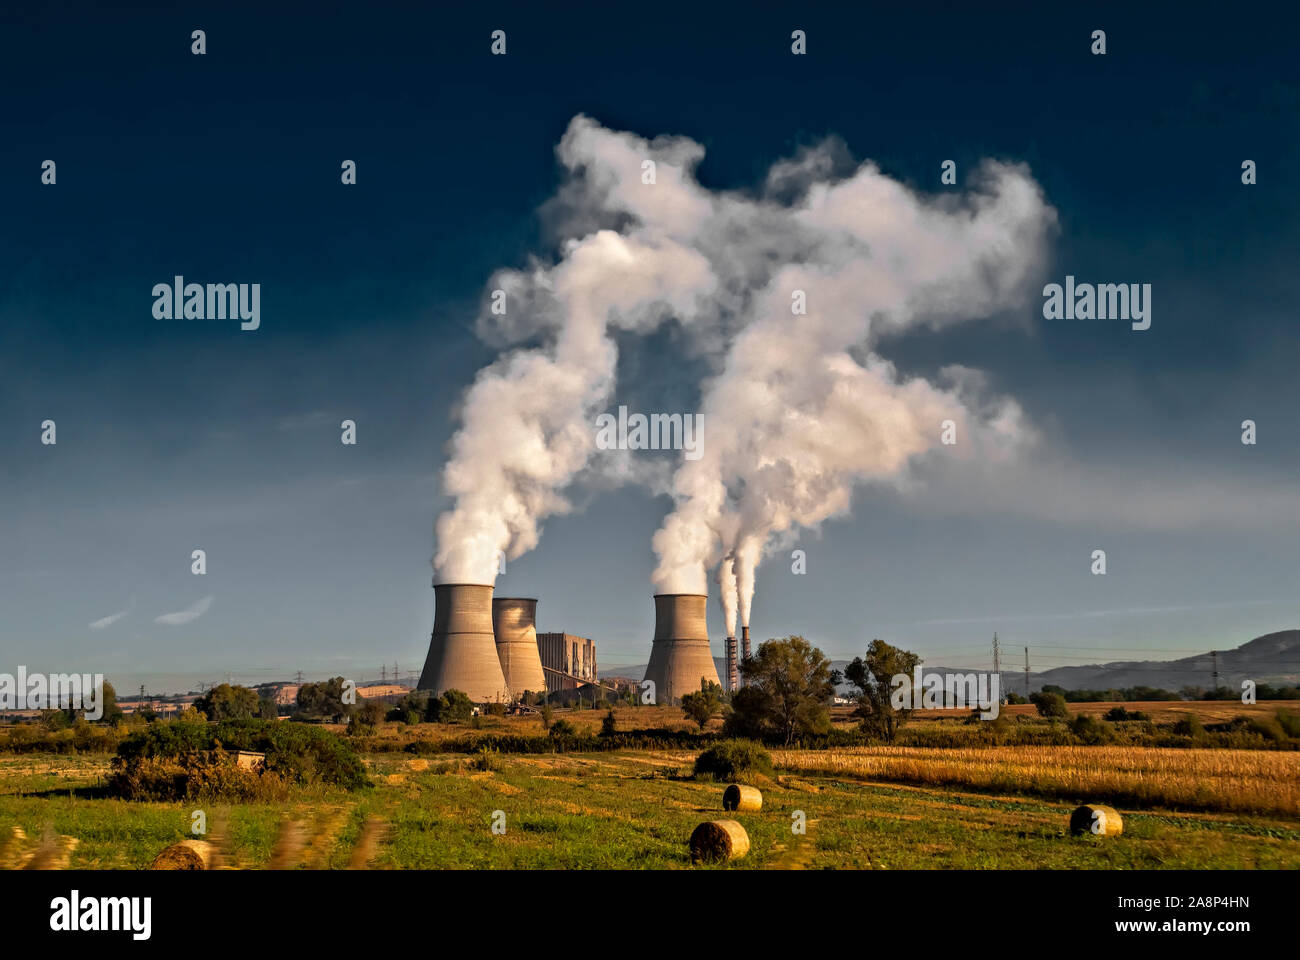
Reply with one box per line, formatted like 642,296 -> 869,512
722,783 -> 762,812
690,819 -> 749,863
1070,804 -> 1122,837
150,839 -> 215,870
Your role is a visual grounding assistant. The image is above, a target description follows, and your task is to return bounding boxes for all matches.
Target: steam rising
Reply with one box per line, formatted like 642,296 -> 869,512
435,116 -> 1054,609
434,117 -> 717,583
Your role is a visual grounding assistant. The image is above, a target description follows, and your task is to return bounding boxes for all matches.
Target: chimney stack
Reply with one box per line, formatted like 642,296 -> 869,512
418,583 -> 509,702
492,597 -> 547,699
643,594 -> 721,704
725,635 -> 738,692
741,625 -> 751,664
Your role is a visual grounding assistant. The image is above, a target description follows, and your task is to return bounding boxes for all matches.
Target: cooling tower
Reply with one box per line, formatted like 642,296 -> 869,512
726,635 -> 738,692
492,597 -> 547,698
643,594 -> 721,704
418,583 -> 509,702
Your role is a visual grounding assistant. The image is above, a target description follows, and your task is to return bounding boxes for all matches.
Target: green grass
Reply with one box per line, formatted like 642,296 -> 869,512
2,752 -> 1297,869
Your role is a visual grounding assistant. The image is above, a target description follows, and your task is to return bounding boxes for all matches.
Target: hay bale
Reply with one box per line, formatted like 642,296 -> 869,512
1070,804 -> 1123,837
722,783 -> 762,812
690,819 -> 749,863
150,839 -> 215,870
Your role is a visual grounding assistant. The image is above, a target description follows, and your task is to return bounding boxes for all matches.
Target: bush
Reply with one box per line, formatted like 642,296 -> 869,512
1069,714 -> 1114,744
1171,714 -> 1206,740
426,689 -> 474,724
387,694 -> 424,725
1031,691 -> 1070,719
1275,710 -> 1300,739
547,718 -> 577,739
693,739 -> 774,783
599,709 -> 617,737
485,701 -> 507,717
108,717 -> 369,799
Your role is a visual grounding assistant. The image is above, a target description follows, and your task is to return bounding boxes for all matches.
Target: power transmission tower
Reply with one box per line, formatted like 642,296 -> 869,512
381,664 -> 386,683
393,662 -> 399,686
1212,650 -> 1219,692
992,633 -> 1001,694
1024,647 -> 1030,697
295,670 -> 304,684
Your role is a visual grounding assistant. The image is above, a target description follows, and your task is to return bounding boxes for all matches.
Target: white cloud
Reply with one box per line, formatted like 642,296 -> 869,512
89,603 -> 131,631
154,595 -> 213,626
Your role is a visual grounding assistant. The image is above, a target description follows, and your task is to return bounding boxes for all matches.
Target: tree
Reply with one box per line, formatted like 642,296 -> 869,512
386,693 -> 424,724
426,689 -> 473,724
1030,690 -> 1069,719
681,681 -> 723,731
725,637 -> 835,744
843,639 -> 921,742
195,683 -> 262,721
98,681 -> 125,725
296,677 -> 350,722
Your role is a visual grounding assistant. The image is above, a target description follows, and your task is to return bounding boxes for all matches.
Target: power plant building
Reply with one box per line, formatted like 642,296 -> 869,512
537,632 -> 596,693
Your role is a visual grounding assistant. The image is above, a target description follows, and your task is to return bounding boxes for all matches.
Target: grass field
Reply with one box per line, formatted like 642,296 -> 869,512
3,742 -> 1298,869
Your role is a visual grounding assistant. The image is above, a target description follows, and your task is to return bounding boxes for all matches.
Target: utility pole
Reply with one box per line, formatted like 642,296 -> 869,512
992,633 -> 1001,695
1024,647 -> 1030,698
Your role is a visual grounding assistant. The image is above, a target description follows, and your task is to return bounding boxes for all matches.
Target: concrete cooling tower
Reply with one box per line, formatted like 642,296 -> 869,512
492,597 -> 547,698
643,593 -> 721,704
418,583 -> 509,702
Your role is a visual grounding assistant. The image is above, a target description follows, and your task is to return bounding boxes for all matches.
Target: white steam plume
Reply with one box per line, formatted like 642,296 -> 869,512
433,116 -> 1054,607
647,147 -> 1055,610
434,116 -> 717,583
717,555 -> 738,638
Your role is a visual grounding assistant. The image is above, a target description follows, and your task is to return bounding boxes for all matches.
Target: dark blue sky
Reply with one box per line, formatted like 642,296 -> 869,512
4,2 -> 1299,692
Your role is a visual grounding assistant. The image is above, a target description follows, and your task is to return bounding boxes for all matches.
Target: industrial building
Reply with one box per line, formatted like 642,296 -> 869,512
537,632 -> 596,693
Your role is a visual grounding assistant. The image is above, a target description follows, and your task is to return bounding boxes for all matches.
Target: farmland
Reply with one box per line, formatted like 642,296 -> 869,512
3,704 -> 1298,870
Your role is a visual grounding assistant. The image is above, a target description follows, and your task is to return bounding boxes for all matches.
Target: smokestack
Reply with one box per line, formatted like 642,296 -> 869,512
725,635 -> 738,692
643,594 -> 721,704
492,598 -> 547,699
741,625 -> 751,666
418,583 -> 509,702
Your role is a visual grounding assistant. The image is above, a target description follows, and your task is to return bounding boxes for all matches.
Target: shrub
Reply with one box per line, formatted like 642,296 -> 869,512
1172,714 -> 1206,740
599,709 -> 617,737
486,701 -> 507,717
693,739 -> 775,783
426,689 -> 474,724
1069,714 -> 1114,745
109,717 -> 369,798
547,718 -> 577,739
1275,710 -> 1300,739
469,746 -> 501,771
1031,691 -> 1070,719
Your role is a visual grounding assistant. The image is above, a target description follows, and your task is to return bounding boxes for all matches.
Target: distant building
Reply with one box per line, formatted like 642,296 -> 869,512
536,632 -> 597,693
